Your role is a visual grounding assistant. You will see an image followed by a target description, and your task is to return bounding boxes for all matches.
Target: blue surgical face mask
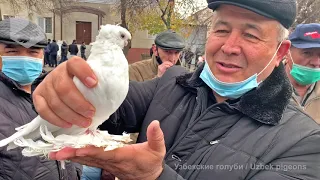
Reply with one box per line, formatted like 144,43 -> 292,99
200,42 -> 283,99
1,56 -> 43,85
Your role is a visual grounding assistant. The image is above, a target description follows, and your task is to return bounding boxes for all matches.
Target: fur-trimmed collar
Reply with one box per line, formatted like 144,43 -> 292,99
176,63 -> 292,125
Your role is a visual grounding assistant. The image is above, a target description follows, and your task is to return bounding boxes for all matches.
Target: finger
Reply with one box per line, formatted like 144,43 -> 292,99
67,57 -> 97,88
158,64 -> 173,72
49,152 -> 57,160
161,61 -> 174,66
75,146 -> 103,157
69,158 -> 104,169
147,120 -> 165,153
69,157 -> 119,172
33,94 -> 72,128
161,63 -> 174,69
75,146 -> 115,160
46,78 -> 92,127
33,76 -> 72,128
53,147 -> 78,160
51,63 -> 95,126
162,64 -> 173,68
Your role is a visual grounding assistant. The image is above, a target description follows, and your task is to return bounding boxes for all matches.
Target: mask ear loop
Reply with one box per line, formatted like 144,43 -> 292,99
287,50 -> 295,71
257,41 -> 283,77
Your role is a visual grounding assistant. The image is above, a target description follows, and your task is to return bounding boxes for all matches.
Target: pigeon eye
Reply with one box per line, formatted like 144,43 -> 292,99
121,34 -> 125,39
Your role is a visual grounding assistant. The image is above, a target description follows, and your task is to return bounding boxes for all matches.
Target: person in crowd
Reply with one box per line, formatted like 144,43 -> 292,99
49,39 -> 59,67
32,0 -> 320,179
80,41 -> 87,60
197,55 -> 205,67
0,18 -> 82,180
60,41 -> 68,64
149,44 -> 155,57
129,30 -> 185,82
43,39 -> 51,67
69,40 -> 79,56
285,23 -> 320,123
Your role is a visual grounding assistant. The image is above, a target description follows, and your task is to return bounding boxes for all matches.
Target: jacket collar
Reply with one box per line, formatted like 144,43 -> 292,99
176,62 -> 292,125
0,72 -> 30,95
151,55 -> 160,75
304,82 -> 320,101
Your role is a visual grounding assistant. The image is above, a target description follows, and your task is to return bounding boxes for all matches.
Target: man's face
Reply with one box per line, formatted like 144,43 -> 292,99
205,5 -> 290,83
288,47 -> 320,69
0,43 -> 44,70
156,47 -> 182,64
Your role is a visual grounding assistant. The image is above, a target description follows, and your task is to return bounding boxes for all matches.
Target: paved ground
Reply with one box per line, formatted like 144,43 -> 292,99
43,65 -> 55,72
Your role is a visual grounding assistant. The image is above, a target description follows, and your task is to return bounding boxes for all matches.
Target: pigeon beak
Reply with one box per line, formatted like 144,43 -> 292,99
125,40 -> 128,47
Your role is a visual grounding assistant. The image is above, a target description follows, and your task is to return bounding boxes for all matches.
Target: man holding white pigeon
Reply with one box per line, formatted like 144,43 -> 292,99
15,0 -> 320,179
0,18 -> 81,180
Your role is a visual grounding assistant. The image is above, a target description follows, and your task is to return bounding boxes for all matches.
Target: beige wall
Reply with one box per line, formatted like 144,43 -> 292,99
0,2 -> 155,55
56,12 -> 98,44
55,2 -> 120,44
0,1 -> 120,43
1,2 -> 29,20
131,30 -> 155,49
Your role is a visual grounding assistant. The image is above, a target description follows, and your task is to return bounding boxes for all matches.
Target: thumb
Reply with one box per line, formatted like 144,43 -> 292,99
147,120 -> 166,153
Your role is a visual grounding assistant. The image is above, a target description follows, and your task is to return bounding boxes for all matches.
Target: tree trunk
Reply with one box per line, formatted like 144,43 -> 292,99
120,0 -> 130,56
120,0 -> 127,29
0,7 -> 2,21
166,0 -> 175,29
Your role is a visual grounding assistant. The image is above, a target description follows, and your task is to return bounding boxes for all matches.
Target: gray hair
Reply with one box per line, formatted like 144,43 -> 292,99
277,23 -> 289,42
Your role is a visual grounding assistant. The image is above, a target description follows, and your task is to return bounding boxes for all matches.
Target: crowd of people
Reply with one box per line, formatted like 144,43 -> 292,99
43,39 -> 87,68
1,0 -> 320,180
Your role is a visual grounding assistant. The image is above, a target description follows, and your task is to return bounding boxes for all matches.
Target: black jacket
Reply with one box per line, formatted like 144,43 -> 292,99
0,72 -> 82,180
61,43 -> 68,56
69,44 -> 79,55
49,42 -> 59,55
100,63 -> 320,180
80,45 -> 86,54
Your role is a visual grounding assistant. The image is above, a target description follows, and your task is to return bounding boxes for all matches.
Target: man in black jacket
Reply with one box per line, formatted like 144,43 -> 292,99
49,39 -> 59,67
32,0 -> 320,180
80,41 -> 87,60
60,41 -> 68,64
69,40 -> 79,56
0,18 -> 82,180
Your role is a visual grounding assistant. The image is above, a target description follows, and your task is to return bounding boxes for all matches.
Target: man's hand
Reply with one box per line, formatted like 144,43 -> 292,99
33,56 -> 98,128
50,120 -> 166,180
157,61 -> 174,78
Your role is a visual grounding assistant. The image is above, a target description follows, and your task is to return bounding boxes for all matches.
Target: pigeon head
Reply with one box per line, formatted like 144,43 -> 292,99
96,24 -> 131,49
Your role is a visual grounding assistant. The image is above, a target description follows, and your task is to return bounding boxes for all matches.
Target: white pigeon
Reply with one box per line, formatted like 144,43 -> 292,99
0,24 -> 132,168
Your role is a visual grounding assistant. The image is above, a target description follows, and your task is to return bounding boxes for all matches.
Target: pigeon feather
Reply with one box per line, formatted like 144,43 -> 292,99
0,24 -> 132,159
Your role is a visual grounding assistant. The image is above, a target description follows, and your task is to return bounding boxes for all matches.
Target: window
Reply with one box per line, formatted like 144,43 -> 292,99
38,17 -> 52,33
3,15 -> 15,20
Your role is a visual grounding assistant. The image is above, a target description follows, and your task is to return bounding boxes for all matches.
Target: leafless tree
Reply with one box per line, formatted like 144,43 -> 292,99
0,0 -> 74,19
292,0 -> 320,27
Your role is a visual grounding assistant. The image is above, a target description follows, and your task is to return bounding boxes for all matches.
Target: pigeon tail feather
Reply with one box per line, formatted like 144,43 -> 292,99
0,116 -> 42,148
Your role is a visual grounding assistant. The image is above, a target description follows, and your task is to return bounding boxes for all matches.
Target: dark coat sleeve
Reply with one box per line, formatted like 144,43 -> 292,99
76,45 -> 79,54
249,132 -> 320,180
157,164 -> 186,180
99,78 -> 159,134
